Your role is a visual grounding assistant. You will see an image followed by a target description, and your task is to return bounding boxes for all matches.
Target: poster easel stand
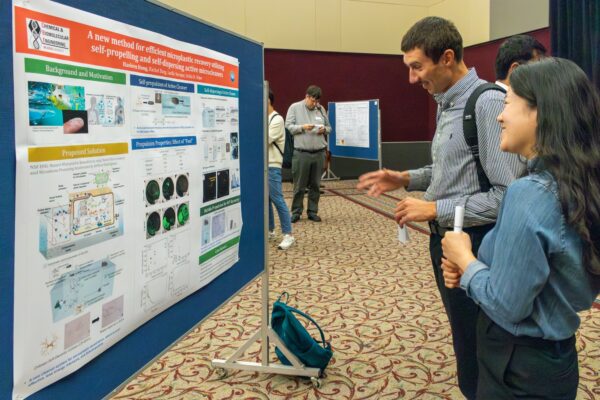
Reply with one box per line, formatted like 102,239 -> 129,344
321,168 -> 340,181
321,141 -> 340,181
210,272 -> 322,387
211,82 -> 323,388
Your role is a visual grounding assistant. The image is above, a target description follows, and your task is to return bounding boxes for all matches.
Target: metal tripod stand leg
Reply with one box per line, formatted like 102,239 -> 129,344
321,167 -> 339,181
211,274 -> 322,386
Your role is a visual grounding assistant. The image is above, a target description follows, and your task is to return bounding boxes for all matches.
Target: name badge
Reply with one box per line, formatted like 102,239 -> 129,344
315,116 -> 323,121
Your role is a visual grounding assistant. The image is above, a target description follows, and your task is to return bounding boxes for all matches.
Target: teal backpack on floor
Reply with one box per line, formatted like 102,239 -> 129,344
271,292 -> 333,371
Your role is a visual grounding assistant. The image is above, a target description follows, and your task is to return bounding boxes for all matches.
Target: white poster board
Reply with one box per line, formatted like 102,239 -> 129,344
12,0 -> 243,397
334,100 -> 370,148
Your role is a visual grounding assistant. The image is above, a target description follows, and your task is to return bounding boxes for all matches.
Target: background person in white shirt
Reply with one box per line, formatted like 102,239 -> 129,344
267,89 -> 295,250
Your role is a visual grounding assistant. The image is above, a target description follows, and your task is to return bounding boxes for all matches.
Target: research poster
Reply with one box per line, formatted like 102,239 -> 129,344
334,100 -> 370,148
12,0 -> 242,398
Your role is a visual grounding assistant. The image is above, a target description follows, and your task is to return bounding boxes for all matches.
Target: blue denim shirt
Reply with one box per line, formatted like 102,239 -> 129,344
461,159 -> 600,340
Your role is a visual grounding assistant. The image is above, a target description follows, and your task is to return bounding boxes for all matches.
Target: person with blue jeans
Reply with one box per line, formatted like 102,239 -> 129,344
442,58 -> 600,399
268,89 -> 295,250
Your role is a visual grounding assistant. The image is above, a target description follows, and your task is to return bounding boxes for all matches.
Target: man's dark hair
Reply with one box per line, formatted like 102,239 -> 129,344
268,88 -> 274,105
495,34 -> 547,80
306,85 -> 321,99
401,16 -> 463,63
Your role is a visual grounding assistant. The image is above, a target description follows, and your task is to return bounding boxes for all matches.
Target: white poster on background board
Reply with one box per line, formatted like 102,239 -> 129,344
12,0 -> 242,398
334,100 -> 370,148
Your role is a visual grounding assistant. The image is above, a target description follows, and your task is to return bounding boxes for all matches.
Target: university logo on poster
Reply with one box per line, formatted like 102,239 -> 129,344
26,18 -> 70,55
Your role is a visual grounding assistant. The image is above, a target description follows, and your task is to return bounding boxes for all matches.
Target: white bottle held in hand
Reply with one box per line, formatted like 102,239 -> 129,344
454,205 -> 465,233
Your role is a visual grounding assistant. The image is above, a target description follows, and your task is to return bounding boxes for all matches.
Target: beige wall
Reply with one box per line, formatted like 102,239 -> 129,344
340,1 -> 426,54
490,0 -> 549,40
155,0 -> 549,54
428,0 -> 491,46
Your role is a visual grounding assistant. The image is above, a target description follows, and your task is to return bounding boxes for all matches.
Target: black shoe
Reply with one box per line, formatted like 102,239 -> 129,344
291,214 -> 300,223
307,214 -> 321,222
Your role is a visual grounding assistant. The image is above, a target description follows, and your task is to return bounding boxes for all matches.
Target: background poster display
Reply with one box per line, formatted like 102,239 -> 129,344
334,100 -> 370,148
11,0 -> 244,398
328,99 -> 381,162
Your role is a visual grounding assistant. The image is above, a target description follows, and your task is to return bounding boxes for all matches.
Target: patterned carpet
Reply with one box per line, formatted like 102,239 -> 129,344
110,180 -> 600,399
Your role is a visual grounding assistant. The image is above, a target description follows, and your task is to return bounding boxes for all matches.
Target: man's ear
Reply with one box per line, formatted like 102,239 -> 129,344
508,61 -> 520,74
441,49 -> 455,66
504,62 -> 520,81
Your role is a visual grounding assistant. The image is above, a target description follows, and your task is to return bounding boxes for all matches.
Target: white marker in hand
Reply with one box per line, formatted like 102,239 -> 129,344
454,205 -> 465,232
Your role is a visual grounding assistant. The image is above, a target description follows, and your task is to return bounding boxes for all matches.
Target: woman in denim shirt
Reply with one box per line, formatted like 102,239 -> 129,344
441,58 -> 600,399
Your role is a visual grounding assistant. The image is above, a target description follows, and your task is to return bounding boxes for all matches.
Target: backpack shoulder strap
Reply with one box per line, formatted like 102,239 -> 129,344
463,82 -> 506,193
284,305 -> 327,346
272,142 -> 284,156
268,112 -> 280,126
269,113 -> 284,156
277,292 -> 289,303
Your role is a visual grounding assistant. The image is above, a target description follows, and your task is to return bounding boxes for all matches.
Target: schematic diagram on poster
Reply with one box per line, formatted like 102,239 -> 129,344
71,188 -> 114,235
50,259 -> 117,322
39,187 -> 123,259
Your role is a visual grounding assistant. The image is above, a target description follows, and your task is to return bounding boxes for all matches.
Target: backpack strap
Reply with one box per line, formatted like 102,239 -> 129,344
269,113 -> 285,156
283,304 -> 327,347
277,291 -> 289,303
463,83 -> 506,193
272,142 -> 284,156
268,113 -> 279,126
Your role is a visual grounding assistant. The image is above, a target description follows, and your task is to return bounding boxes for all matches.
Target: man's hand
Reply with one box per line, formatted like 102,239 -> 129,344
317,126 -> 326,135
394,197 -> 436,226
441,232 -> 476,273
302,124 -> 315,131
357,169 -> 409,197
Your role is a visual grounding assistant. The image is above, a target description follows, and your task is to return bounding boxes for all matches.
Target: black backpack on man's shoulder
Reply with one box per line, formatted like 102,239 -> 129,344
269,113 -> 294,169
463,82 -> 506,192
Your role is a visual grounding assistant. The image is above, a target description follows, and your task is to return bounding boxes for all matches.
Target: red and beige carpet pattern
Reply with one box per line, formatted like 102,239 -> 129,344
110,181 -> 600,399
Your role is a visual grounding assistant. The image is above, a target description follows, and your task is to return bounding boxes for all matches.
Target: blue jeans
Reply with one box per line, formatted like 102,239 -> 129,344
268,167 -> 292,234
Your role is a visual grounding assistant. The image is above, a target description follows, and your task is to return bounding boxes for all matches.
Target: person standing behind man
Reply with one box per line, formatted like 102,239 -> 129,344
495,34 -> 547,90
267,89 -> 295,250
285,85 -> 331,223
357,17 -> 523,399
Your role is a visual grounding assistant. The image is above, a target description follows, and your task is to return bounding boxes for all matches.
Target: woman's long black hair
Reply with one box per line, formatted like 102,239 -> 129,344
510,57 -> 600,275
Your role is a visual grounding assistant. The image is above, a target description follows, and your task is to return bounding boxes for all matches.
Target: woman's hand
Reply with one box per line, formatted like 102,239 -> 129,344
441,258 -> 462,288
441,232 -> 476,273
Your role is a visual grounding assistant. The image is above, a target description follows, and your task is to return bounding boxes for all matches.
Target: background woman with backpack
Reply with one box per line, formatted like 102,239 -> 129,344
268,88 -> 296,250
